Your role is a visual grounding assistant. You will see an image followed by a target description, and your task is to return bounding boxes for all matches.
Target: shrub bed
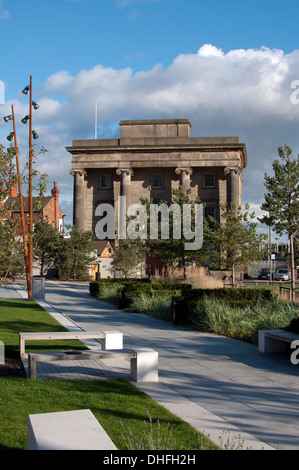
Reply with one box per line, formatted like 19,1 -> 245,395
119,281 -> 192,309
189,296 -> 299,344
176,287 -> 277,324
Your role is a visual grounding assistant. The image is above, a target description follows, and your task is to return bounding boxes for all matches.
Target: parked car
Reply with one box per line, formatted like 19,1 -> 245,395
258,268 -> 271,280
275,269 -> 290,281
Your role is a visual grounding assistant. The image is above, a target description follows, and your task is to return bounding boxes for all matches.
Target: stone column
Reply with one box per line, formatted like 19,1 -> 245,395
224,167 -> 241,208
116,168 -> 133,206
116,168 -> 133,239
175,167 -> 193,193
70,169 -> 86,231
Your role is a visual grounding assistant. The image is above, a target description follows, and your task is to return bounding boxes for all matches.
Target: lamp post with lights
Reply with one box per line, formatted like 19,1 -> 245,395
3,106 -> 30,295
3,76 -> 39,298
21,76 -> 39,298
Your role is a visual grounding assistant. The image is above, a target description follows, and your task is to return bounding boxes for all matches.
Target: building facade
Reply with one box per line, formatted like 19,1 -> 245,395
4,181 -> 64,233
66,119 -> 247,240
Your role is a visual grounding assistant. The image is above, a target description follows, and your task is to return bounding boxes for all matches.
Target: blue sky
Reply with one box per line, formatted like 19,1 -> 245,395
1,0 -> 299,233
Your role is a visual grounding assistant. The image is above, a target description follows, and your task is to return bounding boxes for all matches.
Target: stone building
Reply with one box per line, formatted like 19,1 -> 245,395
66,119 -> 247,241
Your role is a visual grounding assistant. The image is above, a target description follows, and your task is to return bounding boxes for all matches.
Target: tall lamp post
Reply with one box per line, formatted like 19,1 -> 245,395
3,107 -> 30,295
21,76 -> 39,298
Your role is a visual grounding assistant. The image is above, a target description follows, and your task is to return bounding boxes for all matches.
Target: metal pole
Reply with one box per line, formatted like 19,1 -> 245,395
28,76 -> 33,298
11,105 -> 30,296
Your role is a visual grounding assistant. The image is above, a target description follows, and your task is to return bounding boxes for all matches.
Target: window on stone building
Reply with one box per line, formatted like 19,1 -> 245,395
151,174 -> 163,189
204,174 -> 215,188
204,206 -> 216,220
100,175 -> 112,189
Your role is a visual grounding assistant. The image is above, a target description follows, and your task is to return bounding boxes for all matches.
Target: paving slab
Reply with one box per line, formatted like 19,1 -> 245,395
8,281 -> 299,449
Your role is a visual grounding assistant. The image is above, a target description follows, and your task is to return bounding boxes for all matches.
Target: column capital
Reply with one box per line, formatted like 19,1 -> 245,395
224,166 -> 241,176
70,169 -> 87,177
175,167 -> 193,176
116,168 -> 134,176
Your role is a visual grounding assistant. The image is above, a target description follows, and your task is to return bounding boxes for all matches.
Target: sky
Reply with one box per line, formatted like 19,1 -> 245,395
0,0 -> 299,239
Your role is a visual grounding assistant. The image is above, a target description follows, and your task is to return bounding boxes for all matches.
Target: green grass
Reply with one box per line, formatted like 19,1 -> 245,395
0,378 -> 217,450
128,291 -> 175,321
190,296 -> 299,343
0,299 -> 218,451
0,299 -> 87,355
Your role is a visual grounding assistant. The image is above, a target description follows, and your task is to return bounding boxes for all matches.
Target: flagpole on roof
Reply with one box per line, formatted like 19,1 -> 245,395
95,100 -> 98,139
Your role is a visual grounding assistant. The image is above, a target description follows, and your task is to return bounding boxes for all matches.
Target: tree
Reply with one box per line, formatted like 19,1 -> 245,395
259,145 -> 299,301
57,225 -> 96,280
33,217 -> 62,276
0,145 -> 22,285
110,239 -> 147,278
0,220 -> 25,283
141,187 -> 208,280
207,203 -> 267,286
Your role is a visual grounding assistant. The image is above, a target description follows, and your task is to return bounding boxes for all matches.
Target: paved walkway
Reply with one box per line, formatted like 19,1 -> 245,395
3,281 -> 299,450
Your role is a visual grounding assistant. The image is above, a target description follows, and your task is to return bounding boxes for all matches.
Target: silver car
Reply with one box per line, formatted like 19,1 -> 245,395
275,269 -> 290,281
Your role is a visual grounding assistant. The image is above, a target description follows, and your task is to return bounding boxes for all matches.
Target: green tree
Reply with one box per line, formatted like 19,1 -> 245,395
141,187 -> 208,280
259,145 -> 299,301
0,220 -> 25,283
207,203 -> 267,286
33,217 -> 62,276
57,226 -> 96,280
110,239 -> 147,278
0,145 -> 21,285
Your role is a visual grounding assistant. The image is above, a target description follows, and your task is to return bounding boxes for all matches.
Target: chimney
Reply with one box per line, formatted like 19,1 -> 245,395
51,181 -> 60,228
9,183 -> 18,197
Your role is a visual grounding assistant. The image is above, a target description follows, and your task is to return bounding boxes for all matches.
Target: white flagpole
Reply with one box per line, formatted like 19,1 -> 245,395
95,100 -> 98,139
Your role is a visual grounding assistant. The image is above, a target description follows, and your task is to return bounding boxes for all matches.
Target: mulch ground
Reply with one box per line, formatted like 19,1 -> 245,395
0,353 -> 27,378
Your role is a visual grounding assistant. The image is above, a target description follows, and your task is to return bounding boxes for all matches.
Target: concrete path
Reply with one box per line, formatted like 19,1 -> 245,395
5,280 -> 299,450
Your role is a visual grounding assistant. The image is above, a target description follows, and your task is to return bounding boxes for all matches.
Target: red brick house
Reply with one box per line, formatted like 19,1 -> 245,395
3,181 -> 64,232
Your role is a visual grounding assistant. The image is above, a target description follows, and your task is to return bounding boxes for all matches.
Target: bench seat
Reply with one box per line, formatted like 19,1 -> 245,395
19,330 -> 123,357
28,347 -> 159,382
258,329 -> 299,353
28,409 -> 117,450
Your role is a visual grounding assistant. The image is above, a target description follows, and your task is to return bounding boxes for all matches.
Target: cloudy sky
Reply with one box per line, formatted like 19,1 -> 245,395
0,0 -> 299,238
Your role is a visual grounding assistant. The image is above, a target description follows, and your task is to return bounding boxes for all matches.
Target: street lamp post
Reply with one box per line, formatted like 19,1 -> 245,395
3,108 -> 30,296
22,76 -> 39,298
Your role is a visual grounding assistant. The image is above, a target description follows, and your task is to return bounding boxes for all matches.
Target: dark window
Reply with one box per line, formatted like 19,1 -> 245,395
204,206 -> 216,220
204,174 -> 215,188
151,174 -> 162,189
100,175 -> 112,189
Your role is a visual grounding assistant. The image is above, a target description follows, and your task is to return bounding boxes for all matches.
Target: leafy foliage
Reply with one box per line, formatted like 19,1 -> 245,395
259,145 -> 299,299
206,203 -> 267,285
58,225 -> 96,280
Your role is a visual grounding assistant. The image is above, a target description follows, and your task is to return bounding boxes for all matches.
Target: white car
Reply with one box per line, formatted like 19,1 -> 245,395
275,269 -> 290,281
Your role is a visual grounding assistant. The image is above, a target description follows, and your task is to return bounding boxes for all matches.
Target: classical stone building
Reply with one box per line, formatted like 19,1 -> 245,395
66,119 -> 247,240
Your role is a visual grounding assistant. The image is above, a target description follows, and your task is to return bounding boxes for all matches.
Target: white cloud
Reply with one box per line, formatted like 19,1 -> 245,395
0,0 -> 9,19
3,44 -> 299,227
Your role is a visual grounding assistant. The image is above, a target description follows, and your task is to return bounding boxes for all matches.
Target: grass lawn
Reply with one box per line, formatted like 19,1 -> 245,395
0,299 -> 87,355
0,299 -> 218,451
0,378 -> 217,450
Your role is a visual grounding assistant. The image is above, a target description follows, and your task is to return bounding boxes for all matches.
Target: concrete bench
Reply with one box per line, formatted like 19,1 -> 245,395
28,347 -> 158,382
19,330 -> 123,358
28,409 -> 117,450
258,329 -> 299,353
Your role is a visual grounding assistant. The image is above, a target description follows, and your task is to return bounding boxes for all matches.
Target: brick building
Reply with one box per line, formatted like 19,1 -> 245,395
3,181 -> 64,232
